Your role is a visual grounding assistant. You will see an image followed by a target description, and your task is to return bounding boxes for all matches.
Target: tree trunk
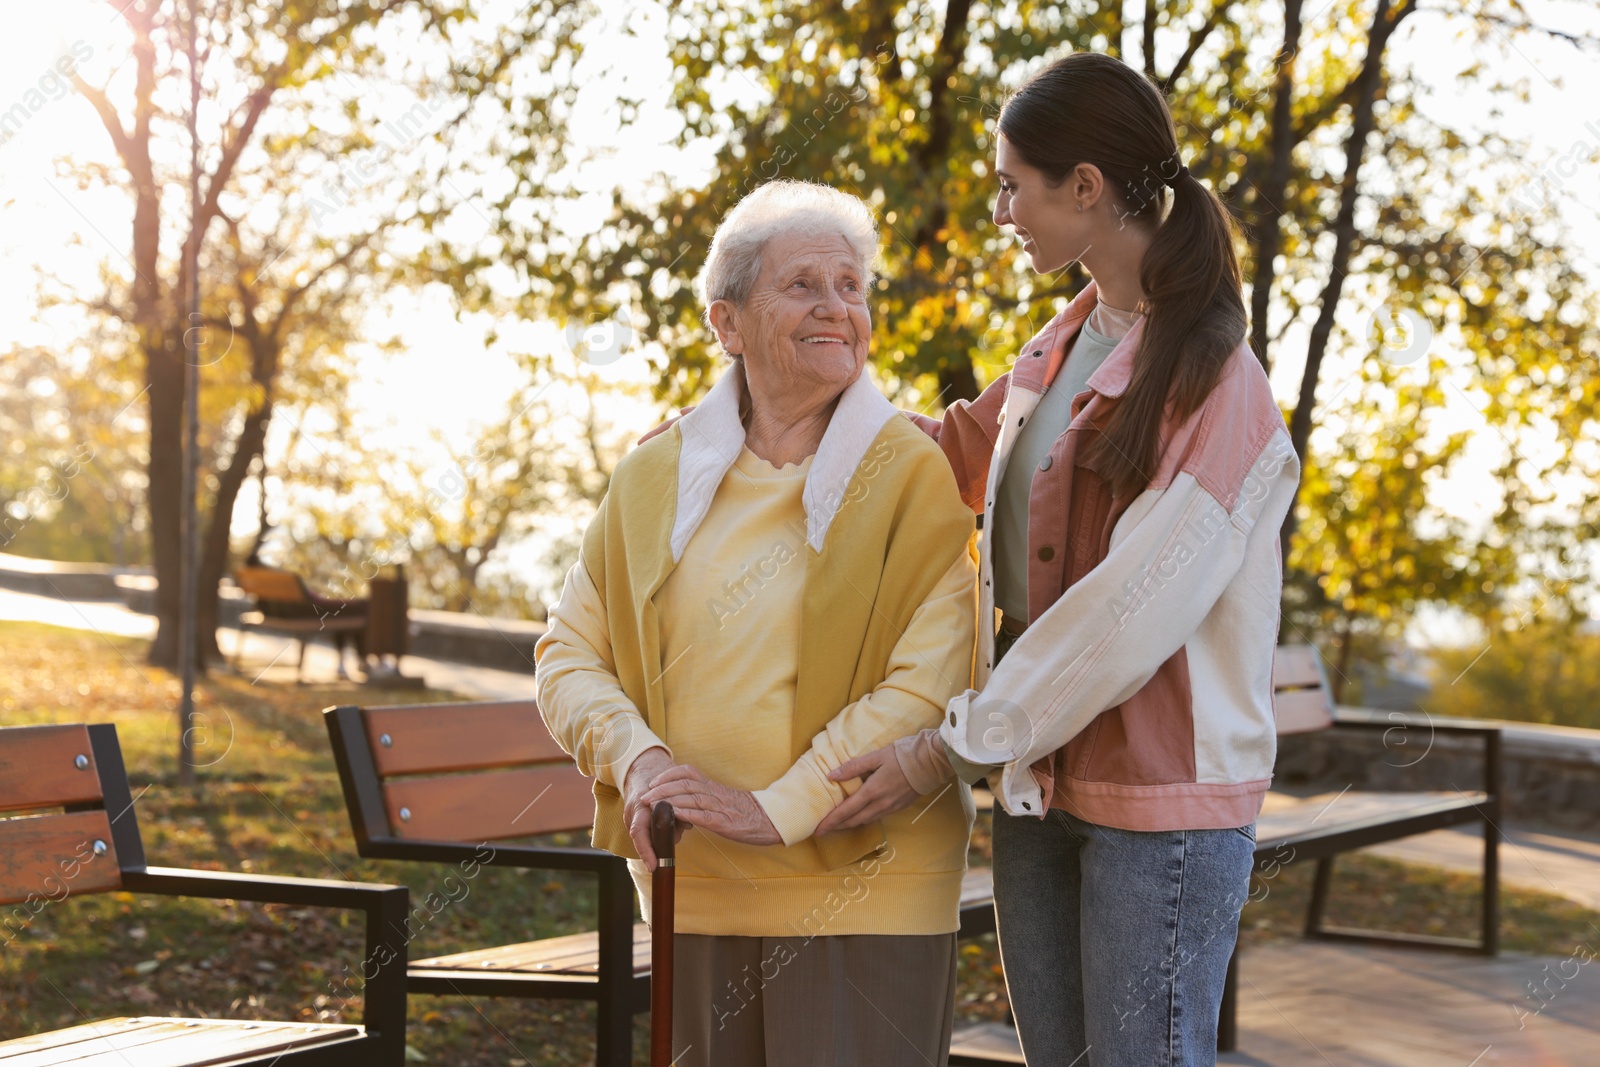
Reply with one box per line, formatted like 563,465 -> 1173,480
145,340 -> 186,668
938,361 -> 981,405
1247,0 -> 1305,374
1142,2 -> 1159,76
1332,610 -> 1354,704
196,399 -> 275,666
1281,0 -> 1414,551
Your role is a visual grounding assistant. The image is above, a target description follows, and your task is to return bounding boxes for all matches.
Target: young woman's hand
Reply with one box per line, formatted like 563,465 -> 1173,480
816,744 -> 920,834
637,764 -> 782,847
637,406 -> 696,445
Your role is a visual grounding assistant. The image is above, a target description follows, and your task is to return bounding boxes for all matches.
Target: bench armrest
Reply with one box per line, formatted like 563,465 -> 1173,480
120,866 -> 409,1046
122,865 -> 405,907
1327,714 -> 1502,799
357,839 -> 627,875
349,840 -> 637,993
1332,711 -> 1503,736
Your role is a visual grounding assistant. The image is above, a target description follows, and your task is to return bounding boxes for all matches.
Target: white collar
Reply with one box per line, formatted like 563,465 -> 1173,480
670,364 -> 898,561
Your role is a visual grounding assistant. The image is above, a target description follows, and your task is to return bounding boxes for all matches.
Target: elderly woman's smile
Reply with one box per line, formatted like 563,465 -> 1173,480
716,231 -> 872,395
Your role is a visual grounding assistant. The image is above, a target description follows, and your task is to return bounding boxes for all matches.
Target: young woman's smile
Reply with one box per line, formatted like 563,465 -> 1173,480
992,134 -> 1094,275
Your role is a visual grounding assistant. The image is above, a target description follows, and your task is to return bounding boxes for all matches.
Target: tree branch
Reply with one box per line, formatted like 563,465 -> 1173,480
69,78 -> 134,163
1247,0 -> 1305,373
1162,1 -> 1227,92
1284,0 -> 1419,548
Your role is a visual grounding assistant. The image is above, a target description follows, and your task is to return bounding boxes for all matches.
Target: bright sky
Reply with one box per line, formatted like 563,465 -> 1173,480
2,0 -> 1597,628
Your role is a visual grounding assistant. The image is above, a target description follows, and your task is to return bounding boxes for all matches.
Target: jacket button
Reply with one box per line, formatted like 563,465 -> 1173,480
1039,454 -> 1053,471
1030,350 -> 1042,358
1022,801 -> 1032,810
1038,546 -> 1055,562
949,711 -> 957,727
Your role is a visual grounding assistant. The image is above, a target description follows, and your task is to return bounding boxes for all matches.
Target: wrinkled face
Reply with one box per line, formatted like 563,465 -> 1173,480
993,134 -> 1094,275
712,230 -> 871,395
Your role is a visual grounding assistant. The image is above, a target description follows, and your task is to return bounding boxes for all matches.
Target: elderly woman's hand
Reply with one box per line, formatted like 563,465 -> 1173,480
638,765 -> 782,846
623,747 -> 689,871
815,743 -> 921,834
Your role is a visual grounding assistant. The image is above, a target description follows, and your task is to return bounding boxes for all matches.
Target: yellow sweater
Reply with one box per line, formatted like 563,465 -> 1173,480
534,370 -> 978,936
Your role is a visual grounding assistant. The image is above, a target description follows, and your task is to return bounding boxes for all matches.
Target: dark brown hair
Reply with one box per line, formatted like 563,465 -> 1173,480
999,51 -> 1247,499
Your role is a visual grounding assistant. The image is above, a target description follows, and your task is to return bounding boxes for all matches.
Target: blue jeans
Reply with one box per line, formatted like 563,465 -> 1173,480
991,806 -> 1255,1066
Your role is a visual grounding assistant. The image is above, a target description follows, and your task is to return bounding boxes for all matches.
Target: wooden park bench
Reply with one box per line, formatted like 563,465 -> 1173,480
232,566 -> 368,681
324,698 -> 1000,1067
0,723 -> 409,1066
947,642 -> 1503,1063
1215,642 -> 1502,1052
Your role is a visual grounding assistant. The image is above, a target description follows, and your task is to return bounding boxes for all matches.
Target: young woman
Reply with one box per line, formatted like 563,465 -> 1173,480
815,52 -> 1302,1064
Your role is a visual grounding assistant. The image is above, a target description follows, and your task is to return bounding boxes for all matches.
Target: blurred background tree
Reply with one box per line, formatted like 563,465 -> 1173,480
0,345 -> 146,566
437,0 -> 1600,698
8,0 -> 1598,722
53,0 -> 582,666
1424,619 -> 1600,730
250,356 -> 632,621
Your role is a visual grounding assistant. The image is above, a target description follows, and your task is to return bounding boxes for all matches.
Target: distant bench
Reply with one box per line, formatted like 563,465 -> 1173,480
233,566 -> 367,681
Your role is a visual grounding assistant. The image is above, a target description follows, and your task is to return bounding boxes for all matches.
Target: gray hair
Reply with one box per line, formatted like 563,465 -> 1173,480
696,181 -> 880,323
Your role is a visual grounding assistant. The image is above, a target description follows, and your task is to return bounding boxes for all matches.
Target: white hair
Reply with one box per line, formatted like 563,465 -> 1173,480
696,181 -> 880,321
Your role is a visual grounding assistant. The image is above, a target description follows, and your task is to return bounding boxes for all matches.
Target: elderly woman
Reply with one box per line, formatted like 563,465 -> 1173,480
533,181 -> 978,1066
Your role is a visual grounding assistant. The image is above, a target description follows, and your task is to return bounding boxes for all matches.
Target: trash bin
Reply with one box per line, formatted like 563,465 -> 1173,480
365,566 -> 422,687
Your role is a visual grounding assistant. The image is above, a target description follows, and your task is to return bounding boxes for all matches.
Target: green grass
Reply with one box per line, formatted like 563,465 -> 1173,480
3,619 -> 1597,1059
0,621 -> 637,1064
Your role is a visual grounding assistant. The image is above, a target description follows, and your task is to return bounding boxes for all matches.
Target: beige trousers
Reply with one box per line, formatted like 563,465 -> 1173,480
669,932 -> 958,1067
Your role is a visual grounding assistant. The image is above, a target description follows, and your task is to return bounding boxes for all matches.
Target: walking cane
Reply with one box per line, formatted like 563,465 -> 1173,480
650,801 -> 676,1067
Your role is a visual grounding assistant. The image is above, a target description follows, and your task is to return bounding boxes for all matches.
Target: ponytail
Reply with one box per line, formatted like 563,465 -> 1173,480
999,53 -> 1248,499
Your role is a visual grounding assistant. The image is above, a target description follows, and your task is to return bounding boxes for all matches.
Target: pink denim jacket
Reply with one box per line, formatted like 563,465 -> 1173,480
912,282 -> 1301,830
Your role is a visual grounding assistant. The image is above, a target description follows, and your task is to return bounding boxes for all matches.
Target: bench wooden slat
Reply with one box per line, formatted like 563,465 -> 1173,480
364,701 -> 568,777
0,1018 -> 361,1066
0,1018 -> 165,1059
382,764 -> 595,840
949,1022 -> 1025,1064
1272,644 -> 1326,691
413,923 -> 653,976
237,611 -> 365,634
0,724 -> 103,814
0,1019 -> 253,1065
1257,790 -> 1488,849
0,810 -> 121,906
234,568 -> 310,604
1273,686 -> 1335,735
960,867 -> 993,908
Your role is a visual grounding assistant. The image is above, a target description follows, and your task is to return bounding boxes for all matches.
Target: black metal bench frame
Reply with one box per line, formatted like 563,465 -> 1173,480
1218,716 -> 1502,1051
0,723 -> 410,1066
324,703 -> 642,1067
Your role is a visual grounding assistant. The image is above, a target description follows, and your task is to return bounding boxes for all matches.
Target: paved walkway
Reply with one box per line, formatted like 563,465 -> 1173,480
1221,941 -> 1600,1066
0,586 -> 538,699
956,941 -> 1600,1065
1363,823 -> 1600,913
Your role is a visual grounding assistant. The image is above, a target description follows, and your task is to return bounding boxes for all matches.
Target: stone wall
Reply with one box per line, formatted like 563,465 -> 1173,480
1277,707 -> 1600,831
